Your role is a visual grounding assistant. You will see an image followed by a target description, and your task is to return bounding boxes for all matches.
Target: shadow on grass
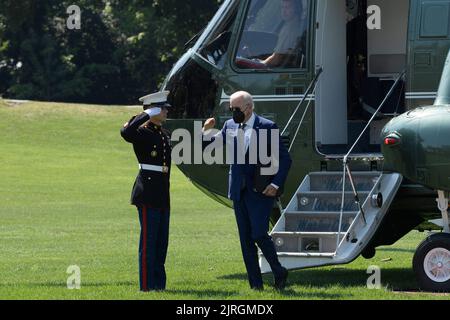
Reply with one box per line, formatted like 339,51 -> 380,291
219,267 -> 419,293
292,267 -> 418,291
163,289 -> 241,299
4,268 -> 421,298
377,248 -> 416,254
2,281 -> 136,288
165,288 -> 344,299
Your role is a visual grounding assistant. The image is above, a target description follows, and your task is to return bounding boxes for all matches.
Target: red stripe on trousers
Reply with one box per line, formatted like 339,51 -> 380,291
142,205 -> 148,291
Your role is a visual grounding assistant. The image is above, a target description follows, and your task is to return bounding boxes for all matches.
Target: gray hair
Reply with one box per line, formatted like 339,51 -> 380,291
230,91 -> 254,110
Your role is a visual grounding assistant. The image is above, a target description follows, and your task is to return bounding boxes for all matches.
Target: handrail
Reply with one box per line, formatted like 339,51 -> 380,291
334,172 -> 382,254
281,67 -> 323,136
276,67 -> 323,214
336,164 -> 348,252
343,70 -> 406,164
335,70 -> 406,255
288,88 -> 315,152
345,164 -> 367,224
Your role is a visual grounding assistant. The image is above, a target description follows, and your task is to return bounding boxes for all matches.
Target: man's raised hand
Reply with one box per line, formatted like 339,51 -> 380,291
203,118 -> 216,132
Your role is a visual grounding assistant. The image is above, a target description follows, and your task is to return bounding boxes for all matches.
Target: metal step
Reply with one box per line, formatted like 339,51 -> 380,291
296,191 -> 370,212
272,231 -> 342,236
284,211 -> 358,232
271,231 -> 343,254
276,252 -> 335,258
286,211 -> 360,216
307,172 -> 380,192
261,171 -> 403,273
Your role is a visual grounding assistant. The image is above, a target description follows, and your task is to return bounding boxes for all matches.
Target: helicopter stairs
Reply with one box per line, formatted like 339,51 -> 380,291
259,171 -> 403,273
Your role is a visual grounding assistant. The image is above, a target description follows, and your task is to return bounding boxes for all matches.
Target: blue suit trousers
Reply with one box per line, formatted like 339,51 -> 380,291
233,189 -> 284,288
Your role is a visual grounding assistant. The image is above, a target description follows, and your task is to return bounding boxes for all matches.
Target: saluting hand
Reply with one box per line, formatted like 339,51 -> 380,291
203,118 -> 216,131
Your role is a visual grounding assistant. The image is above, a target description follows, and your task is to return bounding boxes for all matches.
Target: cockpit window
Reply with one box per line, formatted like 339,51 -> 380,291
199,5 -> 238,68
235,0 -> 309,70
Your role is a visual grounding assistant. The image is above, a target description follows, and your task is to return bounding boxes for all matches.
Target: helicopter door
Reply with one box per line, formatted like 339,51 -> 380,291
363,0 -> 408,117
408,0 -> 450,108
315,0 -> 411,155
314,0 -> 348,147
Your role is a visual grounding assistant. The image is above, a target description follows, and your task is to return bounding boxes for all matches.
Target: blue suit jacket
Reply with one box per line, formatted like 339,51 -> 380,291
212,114 -> 292,202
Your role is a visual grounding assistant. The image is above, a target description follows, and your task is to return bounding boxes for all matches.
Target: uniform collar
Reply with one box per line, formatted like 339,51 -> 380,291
144,123 -> 162,132
149,121 -> 162,130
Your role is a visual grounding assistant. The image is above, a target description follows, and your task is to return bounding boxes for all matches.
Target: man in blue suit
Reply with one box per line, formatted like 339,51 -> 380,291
202,91 -> 292,290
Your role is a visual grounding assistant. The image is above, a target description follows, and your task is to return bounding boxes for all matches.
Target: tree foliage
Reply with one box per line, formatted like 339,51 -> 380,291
0,0 -> 222,104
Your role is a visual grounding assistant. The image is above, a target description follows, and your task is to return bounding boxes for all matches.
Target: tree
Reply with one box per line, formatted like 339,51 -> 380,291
0,0 -> 223,104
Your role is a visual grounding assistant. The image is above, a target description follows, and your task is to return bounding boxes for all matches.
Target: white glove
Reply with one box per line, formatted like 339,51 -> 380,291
144,107 -> 162,118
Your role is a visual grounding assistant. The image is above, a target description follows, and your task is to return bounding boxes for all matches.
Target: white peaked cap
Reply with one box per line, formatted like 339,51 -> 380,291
139,90 -> 170,106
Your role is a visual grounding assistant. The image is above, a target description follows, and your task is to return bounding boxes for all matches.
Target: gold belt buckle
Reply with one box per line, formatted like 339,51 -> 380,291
162,166 -> 169,173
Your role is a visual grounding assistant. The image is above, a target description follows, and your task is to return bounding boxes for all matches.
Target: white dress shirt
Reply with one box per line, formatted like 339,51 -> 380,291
241,112 -> 256,152
242,113 -> 279,191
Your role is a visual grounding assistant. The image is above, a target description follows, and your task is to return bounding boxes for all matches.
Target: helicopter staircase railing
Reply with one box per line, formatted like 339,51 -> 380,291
274,66 -> 323,217
282,67 -> 323,152
334,70 -> 406,255
259,170 -> 402,273
259,71 -> 405,272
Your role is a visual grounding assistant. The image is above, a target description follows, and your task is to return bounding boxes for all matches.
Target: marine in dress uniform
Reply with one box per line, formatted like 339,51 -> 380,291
120,91 -> 172,292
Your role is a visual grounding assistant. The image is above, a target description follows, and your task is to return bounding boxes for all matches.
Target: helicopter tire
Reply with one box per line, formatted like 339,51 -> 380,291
412,233 -> 450,292
361,246 -> 376,259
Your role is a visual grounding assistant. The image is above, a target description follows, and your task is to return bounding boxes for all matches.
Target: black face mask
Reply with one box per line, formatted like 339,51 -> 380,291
232,109 -> 246,124
231,105 -> 249,124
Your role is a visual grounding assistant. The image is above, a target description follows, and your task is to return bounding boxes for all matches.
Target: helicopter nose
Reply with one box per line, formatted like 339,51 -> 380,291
381,105 -> 450,191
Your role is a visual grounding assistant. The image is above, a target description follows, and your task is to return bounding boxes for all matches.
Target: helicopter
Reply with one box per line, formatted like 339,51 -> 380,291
160,0 -> 450,291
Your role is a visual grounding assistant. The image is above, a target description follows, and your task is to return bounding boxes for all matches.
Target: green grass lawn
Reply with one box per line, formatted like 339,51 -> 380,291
0,100 -> 448,300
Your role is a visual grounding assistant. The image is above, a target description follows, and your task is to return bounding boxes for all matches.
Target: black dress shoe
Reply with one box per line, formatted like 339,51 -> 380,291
274,268 -> 288,290
251,285 -> 264,291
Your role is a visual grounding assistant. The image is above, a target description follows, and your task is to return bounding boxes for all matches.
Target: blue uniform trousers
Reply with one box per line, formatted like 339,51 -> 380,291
233,189 -> 284,288
137,206 -> 170,291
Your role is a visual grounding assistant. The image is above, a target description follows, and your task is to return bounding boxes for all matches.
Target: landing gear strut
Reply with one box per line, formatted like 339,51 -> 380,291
412,191 -> 450,292
437,191 -> 450,233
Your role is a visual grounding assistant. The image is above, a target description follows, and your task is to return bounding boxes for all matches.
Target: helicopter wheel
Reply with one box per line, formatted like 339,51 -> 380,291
361,246 -> 376,259
412,233 -> 450,292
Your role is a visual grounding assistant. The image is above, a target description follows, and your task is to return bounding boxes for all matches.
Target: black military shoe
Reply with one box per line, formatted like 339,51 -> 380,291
274,267 -> 288,290
251,285 -> 264,291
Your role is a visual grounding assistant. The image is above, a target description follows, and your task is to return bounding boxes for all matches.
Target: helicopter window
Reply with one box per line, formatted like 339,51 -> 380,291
419,2 -> 450,38
199,6 -> 238,68
235,0 -> 309,70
